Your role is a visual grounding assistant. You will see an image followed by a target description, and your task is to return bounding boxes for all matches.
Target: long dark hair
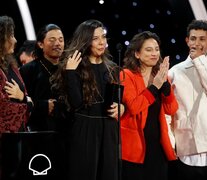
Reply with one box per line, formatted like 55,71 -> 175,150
123,31 -> 162,76
51,19 -> 115,110
0,15 -> 17,73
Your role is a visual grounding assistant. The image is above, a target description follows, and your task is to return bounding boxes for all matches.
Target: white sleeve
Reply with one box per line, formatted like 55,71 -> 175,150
193,55 -> 207,93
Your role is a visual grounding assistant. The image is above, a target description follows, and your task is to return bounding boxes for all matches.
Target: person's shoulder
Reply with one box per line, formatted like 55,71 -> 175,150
123,68 -> 132,74
106,59 -> 117,67
169,58 -> 189,72
20,59 -> 39,73
21,59 -> 39,68
123,68 -> 141,78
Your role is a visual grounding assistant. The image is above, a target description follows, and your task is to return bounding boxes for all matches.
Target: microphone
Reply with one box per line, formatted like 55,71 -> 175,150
106,43 -> 124,106
116,43 -> 123,53
116,43 -> 123,68
115,43 -> 123,180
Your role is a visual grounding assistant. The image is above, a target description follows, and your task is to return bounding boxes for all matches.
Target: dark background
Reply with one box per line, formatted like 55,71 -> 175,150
1,0 -> 207,67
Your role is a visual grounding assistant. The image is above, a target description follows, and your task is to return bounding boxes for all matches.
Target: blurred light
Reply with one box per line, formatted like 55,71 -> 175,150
175,55 -> 181,60
99,0 -> 104,5
114,14 -> 120,19
155,9 -> 160,14
166,10 -> 171,15
16,0 -> 36,40
171,38 -> 176,43
149,24 -> 155,29
132,1 -> 138,7
138,28 -> 143,33
90,9 -> 96,14
122,30 -> 127,35
125,41 -> 130,46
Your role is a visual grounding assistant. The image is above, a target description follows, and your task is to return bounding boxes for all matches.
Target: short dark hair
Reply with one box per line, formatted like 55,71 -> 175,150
17,40 -> 36,58
187,19 -> 207,37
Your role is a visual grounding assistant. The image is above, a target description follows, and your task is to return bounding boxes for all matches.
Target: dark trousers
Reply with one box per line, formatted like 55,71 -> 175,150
168,159 -> 207,180
122,158 -> 168,180
68,115 -> 118,180
121,160 -> 144,180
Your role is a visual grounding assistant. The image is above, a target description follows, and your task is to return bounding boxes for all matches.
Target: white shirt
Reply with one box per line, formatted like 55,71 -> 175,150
179,153 -> 207,166
168,55 -> 207,166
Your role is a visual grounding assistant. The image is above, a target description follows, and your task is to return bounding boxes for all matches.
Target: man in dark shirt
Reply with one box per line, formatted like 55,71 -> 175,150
20,24 -> 65,131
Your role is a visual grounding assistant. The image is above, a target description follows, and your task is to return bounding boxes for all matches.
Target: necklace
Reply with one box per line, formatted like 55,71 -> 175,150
39,60 -> 52,76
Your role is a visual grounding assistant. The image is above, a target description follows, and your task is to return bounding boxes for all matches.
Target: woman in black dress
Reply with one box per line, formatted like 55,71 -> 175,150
52,19 -> 125,180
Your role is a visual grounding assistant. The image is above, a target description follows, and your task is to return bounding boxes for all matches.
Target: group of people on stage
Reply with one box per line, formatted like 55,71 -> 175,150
1,14 -> 207,180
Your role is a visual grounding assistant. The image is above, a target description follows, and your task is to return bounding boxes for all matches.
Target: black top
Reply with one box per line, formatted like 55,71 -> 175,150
142,81 -> 171,180
65,62 -> 119,180
65,62 -> 113,117
19,58 -> 61,131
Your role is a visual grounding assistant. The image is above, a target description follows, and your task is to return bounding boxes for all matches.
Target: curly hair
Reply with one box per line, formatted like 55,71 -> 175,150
0,15 -> 17,73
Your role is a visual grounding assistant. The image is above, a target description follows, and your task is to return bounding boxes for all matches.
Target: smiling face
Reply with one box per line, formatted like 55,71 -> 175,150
38,29 -> 64,64
186,29 -> 207,59
135,38 -> 160,69
89,27 -> 107,63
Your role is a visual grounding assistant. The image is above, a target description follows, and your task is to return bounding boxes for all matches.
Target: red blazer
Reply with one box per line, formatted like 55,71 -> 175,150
120,69 -> 178,163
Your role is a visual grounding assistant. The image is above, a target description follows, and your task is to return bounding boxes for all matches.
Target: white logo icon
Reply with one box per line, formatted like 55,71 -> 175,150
28,153 -> 51,175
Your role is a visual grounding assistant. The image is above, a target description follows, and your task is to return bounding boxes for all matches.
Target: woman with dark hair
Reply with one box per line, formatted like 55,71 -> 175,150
52,19 -> 125,180
120,31 -> 178,180
0,15 -> 32,133
19,23 -> 65,131
0,15 -> 32,178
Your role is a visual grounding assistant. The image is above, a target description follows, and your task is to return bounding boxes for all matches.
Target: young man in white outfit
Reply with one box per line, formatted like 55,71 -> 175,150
168,19 -> 207,180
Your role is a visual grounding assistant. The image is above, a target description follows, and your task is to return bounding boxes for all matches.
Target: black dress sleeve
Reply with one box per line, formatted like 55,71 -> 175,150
65,70 -> 83,110
160,80 -> 171,96
148,84 -> 159,98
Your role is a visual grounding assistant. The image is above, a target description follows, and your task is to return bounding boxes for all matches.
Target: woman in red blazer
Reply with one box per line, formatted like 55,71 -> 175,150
120,31 -> 178,180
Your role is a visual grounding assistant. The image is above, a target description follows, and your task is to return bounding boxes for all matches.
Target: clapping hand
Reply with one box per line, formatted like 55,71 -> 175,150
153,56 -> 169,89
